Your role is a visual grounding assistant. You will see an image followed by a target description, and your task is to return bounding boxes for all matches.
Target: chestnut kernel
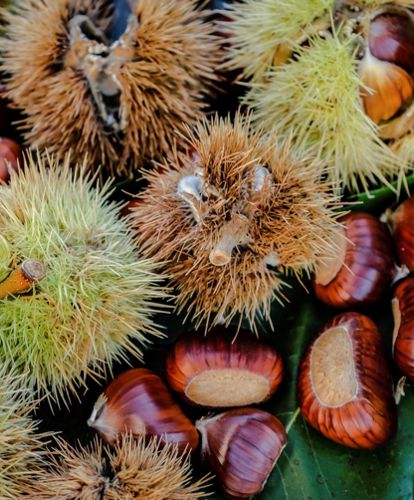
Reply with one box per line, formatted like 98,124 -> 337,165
392,275 -> 414,380
165,327 -> 283,408
197,408 -> 287,499
298,312 -> 397,449
87,368 -> 199,453
391,196 -> 414,270
313,212 -> 394,307
0,137 -> 22,183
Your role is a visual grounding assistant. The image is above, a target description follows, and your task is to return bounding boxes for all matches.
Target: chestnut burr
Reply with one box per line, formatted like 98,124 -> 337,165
87,368 -> 199,454
298,312 -> 397,449
165,327 -> 283,408
392,275 -> 414,380
313,212 -> 394,308
197,408 -> 287,498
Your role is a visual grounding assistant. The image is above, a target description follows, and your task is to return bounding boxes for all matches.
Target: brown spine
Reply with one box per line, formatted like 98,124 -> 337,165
298,312 -> 397,449
313,212 -> 394,307
393,276 -> 414,379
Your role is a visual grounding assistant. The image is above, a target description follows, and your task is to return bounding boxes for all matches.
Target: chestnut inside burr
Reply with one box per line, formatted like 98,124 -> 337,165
185,368 -> 270,407
314,228 -> 347,286
310,326 -> 358,407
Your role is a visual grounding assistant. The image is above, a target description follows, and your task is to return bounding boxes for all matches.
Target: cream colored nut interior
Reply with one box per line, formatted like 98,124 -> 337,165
314,227 -> 347,286
310,326 -> 358,407
185,368 -> 270,407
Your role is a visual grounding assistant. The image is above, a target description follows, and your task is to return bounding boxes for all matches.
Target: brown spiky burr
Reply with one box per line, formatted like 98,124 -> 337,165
31,434 -> 211,499
130,114 -> 342,331
1,0 -> 220,176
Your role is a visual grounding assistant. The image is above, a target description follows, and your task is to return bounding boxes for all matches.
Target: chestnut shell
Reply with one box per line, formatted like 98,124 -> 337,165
393,196 -> 414,270
393,276 -> 414,380
165,327 -> 283,408
313,212 -> 394,308
298,312 -> 397,449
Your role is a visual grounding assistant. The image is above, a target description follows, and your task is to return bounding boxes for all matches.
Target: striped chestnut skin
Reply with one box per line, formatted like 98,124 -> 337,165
392,196 -> 414,270
87,368 -> 199,453
165,327 -> 283,408
197,408 -> 287,499
313,212 -> 394,308
298,312 -> 397,449
392,276 -> 414,380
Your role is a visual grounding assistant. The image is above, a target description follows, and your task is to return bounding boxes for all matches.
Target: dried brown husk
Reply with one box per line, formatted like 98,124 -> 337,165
1,0 -> 220,176
131,114 -> 342,331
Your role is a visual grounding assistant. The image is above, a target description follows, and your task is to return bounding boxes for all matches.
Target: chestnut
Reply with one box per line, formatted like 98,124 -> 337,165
313,212 -> 394,308
392,275 -> 414,380
0,137 -> 22,183
298,312 -> 397,449
196,408 -> 287,499
87,368 -> 199,454
369,13 -> 414,72
165,327 -> 283,408
391,195 -> 414,270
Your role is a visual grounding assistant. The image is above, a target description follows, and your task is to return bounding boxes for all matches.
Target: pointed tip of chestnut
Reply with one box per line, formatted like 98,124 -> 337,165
313,212 -> 394,308
298,312 -> 397,449
88,368 -> 199,453
197,408 -> 287,498
165,327 -> 283,408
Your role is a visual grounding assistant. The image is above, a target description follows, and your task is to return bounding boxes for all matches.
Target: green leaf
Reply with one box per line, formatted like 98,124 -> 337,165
205,289 -> 414,499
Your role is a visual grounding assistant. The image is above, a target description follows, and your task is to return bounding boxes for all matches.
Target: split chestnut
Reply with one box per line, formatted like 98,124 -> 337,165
298,312 -> 397,449
313,212 -> 394,308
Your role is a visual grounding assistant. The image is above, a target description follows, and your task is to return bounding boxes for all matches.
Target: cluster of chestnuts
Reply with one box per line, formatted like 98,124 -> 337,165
87,328 -> 287,498
297,200 -> 414,449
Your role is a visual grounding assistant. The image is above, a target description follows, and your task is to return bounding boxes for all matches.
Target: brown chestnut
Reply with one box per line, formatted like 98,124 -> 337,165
165,327 -> 283,408
87,368 -> 199,453
391,195 -> 414,270
313,212 -> 394,307
392,275 -> 414,380
196,408 -> 287,499
298,312 -> 397,449
369,13 -> 414,72
0,137 -> 22,183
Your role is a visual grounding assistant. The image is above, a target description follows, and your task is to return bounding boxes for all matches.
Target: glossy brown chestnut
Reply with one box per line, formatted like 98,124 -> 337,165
298,312 -> 397,449
165,327 -> 283,408
313,212 -> 394,307
196,408 -> 287,499
0,137 -> 22,183
392,275 -> 414,380
87,368 -> 199,453
391,196 -> 414,270
369,13 -> 414,72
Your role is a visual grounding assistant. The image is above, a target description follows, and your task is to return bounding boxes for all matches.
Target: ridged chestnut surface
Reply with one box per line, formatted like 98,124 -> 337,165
392,276 -> 414,380
197,408 -> 287,498
298,312 -> 397,449
165,327 -> 283,408
313,212 -> 394,307
392,196 -> 414,270
87,368 -> 199,453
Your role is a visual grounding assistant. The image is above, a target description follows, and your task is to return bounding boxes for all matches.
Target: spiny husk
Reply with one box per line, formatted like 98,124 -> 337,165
1,0 -> 220,177
0,152 -> 167,405
0,367 -> 50,499
31,434 -> 211,499
131,114 -> 342,331
225,0 -> 414,192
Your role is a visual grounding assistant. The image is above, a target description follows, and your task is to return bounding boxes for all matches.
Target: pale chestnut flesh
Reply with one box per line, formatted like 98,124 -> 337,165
298,312 -> 397,449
